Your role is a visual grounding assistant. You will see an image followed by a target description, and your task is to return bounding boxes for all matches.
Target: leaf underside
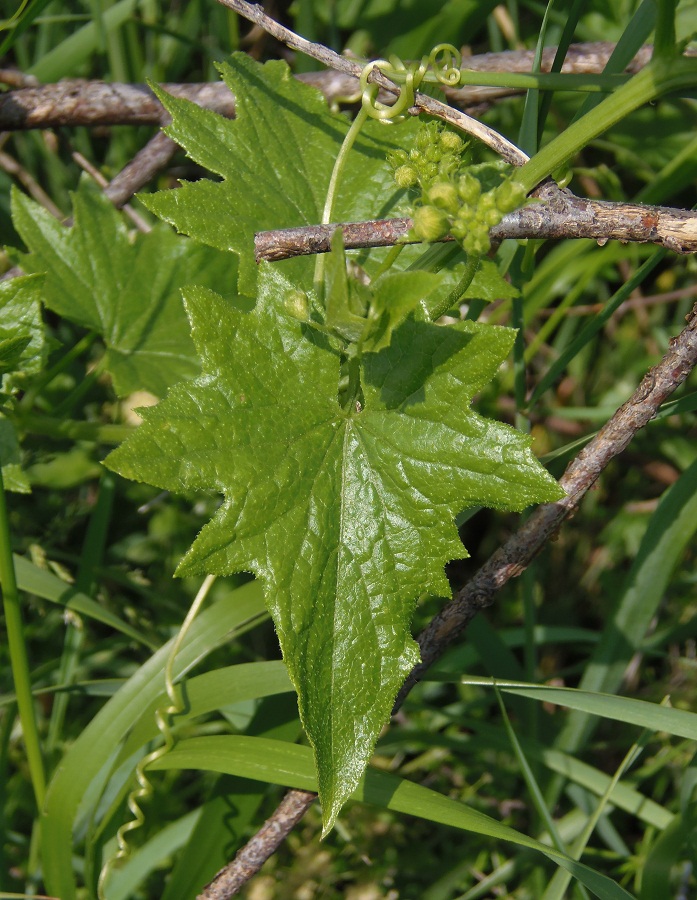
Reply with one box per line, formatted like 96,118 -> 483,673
107,266 -> 563,830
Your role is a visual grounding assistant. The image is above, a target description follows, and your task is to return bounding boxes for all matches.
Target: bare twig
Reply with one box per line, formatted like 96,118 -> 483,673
0,44 -> 674,132
197,789 -> 316,900
0,147 -> 64,219
255,183 -> 697,261
103,131 -> 179,208
214,0 -> 528,165
72,151 -> 151,231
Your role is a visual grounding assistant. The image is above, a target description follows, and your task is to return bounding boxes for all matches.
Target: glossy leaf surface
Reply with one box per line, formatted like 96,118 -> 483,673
141,52 -> 416,295
107,265 -> 562,830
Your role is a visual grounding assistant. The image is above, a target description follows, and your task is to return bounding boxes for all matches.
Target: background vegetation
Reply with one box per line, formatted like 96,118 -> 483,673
1,1 -> 696,898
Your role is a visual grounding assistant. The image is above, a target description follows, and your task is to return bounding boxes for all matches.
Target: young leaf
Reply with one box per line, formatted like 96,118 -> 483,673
0,273 -> 46,382
106,266 -> 563,832
11,182 -> 230,398
0,273 -> 46,492
140,52 -> 417,295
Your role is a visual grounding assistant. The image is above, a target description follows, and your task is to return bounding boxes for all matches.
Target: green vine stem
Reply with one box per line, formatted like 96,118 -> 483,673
0,466 -> 46,810
11,411 -> 133,445
426,253 -> 481,322
98,573 -> 217,899
436,70 -> 630,92
314,105 -> 369,296
518,57 -> 697,190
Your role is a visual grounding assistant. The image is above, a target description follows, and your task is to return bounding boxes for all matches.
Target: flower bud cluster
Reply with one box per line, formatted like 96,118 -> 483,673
388,122 -> 469,192
390,123 -> 527,256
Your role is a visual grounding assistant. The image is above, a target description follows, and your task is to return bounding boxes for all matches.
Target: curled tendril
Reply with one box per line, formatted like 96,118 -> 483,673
359,43 -> 461,124
359,57 -> 424,123
429,43 -> 462,87
97,575 -> 217,900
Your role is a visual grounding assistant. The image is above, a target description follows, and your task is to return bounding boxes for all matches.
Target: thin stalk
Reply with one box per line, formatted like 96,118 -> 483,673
425,70 -> 630,92
46,470 -> 116,754
0,467 -> 46,810
518,0 -> 557,156
537,0 -> 586,140
653,0 -> 677,59
13,411 -> 133,444
0,700 -> 15,888
50,365 -> 101,419
371,243 -> 404,280
19,331 -> 98,413
426,253 -> 481,322
494,684 -> 570,858
314,106 -> 369,296
541,715 -> 655,900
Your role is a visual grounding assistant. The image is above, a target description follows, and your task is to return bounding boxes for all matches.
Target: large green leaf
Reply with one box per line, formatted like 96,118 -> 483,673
11,181 -> 230,398
106,265 -> 562,832
141,52 -> 415,295
151,735 -> 633,900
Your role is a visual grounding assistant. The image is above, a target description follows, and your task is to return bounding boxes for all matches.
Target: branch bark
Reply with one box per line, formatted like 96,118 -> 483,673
255,182 -> 697,260
400,299 -> 697,700
0,43 -> 661,131
198,790 -> 316,900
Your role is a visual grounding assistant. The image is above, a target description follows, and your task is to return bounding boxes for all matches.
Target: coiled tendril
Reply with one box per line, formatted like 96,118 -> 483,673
98,575 -> 217,900
360,43 -> 462,124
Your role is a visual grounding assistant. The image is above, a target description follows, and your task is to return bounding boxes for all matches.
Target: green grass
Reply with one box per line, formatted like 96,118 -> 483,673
1,1 -> 696,898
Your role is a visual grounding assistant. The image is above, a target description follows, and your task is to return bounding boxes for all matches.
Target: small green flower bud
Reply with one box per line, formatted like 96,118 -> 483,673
495,180 -> 527,213
427,182 -> 459,214
464,230 -> 491,256
394,165 -> 418,189
478,190 -> 496,212
412,205 -> 451,242
284,289 -> 310,322
387,149 -> 409,169
484,207 -> 503,227
421,162 -> 439,183
450,220 -> 467,241
415,123 -> 439,151
458,173 -> 481,205
439,130 -> 465,154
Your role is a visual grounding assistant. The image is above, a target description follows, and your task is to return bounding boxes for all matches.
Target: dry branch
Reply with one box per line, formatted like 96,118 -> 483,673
255,182 -> 697,260
400,299 -> 697,700
0,43 -> 661,131
198,790 -> 316,899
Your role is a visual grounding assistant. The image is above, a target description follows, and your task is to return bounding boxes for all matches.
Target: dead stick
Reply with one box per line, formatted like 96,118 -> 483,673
0,44 -> 675,131
255,185 -> 697,260
198,790 -> 316,899
214,0 -> 528,165
399,300 -> 697,700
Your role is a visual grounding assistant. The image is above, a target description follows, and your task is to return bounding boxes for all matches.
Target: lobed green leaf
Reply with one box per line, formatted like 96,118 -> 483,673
141,52 -> 417,296
107,265 -> 562,831
11,181 -> 230,398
